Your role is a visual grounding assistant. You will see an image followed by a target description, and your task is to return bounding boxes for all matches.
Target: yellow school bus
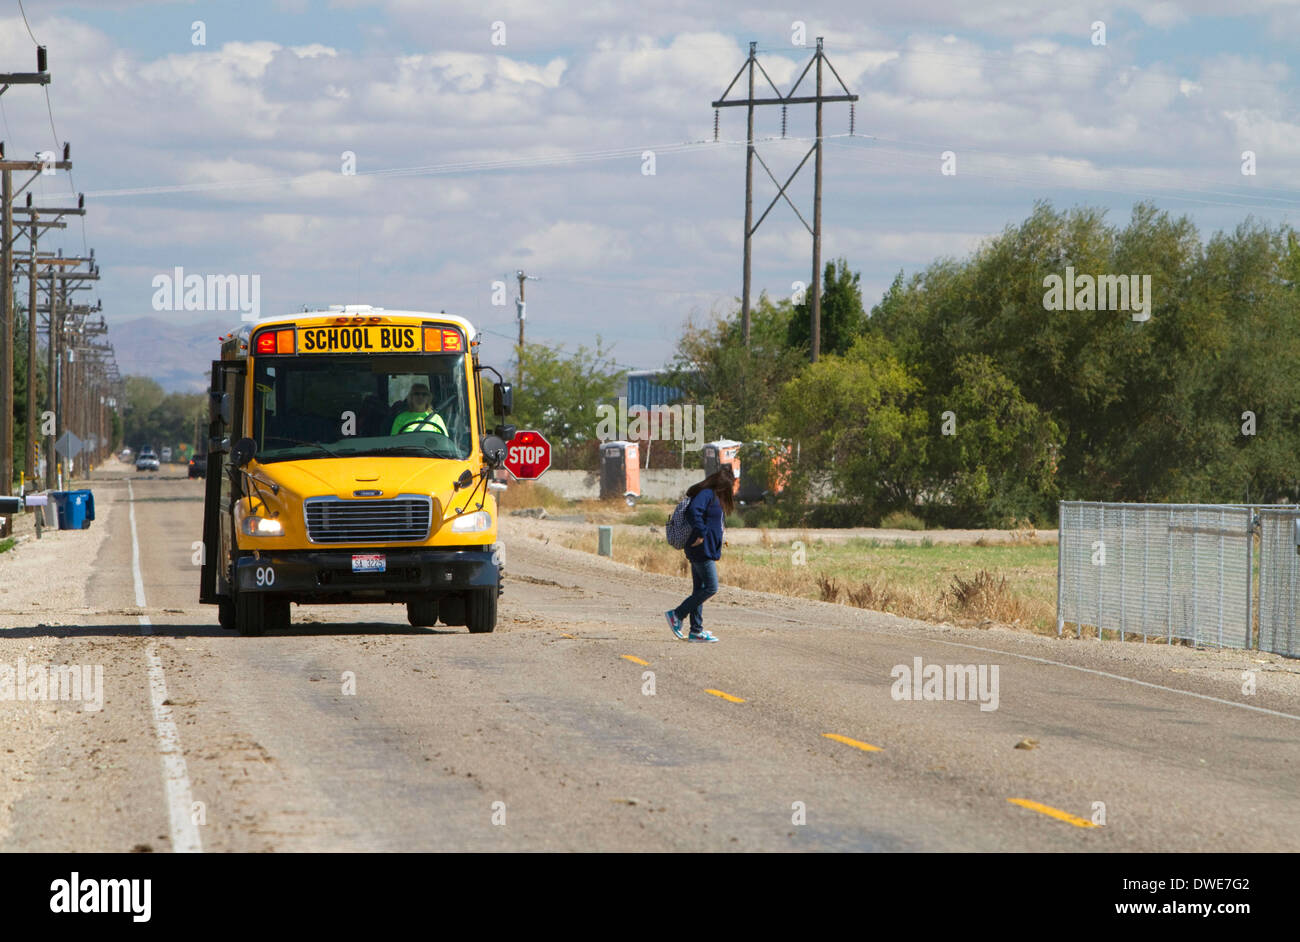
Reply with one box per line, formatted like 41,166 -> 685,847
199,305 -> 514,636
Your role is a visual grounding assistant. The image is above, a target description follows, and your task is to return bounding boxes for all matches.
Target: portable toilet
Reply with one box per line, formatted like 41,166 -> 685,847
702,439 -> 742,493
737,440 -> 790,502
600,441 -> 640,500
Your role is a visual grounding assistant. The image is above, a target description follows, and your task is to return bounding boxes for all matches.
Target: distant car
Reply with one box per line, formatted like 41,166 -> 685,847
161,447 -> 173,463
188,455 -> 207,479
136,448 -> 159,472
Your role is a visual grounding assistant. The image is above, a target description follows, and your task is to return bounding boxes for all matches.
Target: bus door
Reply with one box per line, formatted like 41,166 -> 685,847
200,358 -> 245,604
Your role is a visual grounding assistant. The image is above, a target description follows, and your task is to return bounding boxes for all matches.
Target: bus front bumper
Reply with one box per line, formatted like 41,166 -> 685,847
233,545 -> 503,603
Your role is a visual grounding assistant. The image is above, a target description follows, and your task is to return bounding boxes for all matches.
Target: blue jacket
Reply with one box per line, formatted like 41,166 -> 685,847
684,489 -> 724,561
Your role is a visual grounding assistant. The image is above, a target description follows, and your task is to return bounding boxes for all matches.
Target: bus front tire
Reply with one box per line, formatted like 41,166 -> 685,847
407,599 -> 439,627
466,588 -> 497,634
235,591 -> 289,636
218,597 -> 235,630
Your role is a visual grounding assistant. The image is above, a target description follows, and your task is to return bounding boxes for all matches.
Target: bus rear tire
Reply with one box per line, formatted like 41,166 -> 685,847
466,588 -> 497,634
407,599 -> 438,627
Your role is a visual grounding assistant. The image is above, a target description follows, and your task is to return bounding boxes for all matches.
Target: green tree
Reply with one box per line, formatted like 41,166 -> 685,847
668,293 -> 805,442
770,334 -> 928,511
124,376 -> 205,456
788,257 -> 866,357
930,354 -> 1061,526
512,338 -> 625,455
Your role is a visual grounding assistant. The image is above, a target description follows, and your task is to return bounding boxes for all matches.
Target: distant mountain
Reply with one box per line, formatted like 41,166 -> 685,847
107,315 -> 240,392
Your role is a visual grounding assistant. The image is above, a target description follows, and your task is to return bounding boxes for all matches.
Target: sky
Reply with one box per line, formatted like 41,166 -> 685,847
1,0 -> 1298,374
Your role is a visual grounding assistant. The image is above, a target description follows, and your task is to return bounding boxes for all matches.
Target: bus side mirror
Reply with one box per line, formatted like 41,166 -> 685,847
209,391 -> 231,426
481,434 -> 507,468
493,382 -> 513,416
494,424 -> 516,443
230,437 -> 257,469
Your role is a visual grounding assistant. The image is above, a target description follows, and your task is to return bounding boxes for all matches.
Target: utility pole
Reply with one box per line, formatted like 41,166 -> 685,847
0,44 -> 54,522
0,142 -> 72,524
25,212 -> 37,484
14,196 -> 82,486
742,42 -> 756,345
45,263 -> 56,489
712,37 -> 857,361
27,255 -> 97,487
2,164 -> 12,504
514,269 -> 538,390
811,39 -> 824,362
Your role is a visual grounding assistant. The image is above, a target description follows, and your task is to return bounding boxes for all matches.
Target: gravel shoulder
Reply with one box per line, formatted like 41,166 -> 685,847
0,468 -> 126,846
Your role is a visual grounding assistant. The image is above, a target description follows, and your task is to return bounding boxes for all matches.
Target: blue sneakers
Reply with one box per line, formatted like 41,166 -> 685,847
687,630 -> 719,643
665,610 -> 685,639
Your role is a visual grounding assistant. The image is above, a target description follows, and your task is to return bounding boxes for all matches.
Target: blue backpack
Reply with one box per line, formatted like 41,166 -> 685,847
665,495 -> 693,549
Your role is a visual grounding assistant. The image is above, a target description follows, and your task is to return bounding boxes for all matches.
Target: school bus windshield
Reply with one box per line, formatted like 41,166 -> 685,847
251,353 -> 472,462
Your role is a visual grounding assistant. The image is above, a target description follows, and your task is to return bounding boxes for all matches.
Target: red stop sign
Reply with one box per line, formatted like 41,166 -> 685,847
504,430 -> 551,480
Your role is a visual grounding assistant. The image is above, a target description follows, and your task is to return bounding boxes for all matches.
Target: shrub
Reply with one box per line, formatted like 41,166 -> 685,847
879,510 -> 925,530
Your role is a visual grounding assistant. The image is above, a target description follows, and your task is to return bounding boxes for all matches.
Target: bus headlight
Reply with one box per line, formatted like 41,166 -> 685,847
450,511 -> 492,533
242,516 -> 284,536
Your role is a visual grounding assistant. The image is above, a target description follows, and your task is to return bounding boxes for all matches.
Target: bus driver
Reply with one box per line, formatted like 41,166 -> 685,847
391,382 -> 448,436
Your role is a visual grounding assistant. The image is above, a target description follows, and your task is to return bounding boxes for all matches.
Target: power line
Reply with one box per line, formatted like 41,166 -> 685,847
15,0 -> 37,43
82,138 -> 723,199
844,133 -> 1300,205
825,139 -> 1300,216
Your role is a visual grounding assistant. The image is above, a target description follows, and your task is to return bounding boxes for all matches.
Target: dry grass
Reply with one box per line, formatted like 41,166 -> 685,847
554,528 -> 1057,635
496,481 -> 570,511
944,569 -> 1033,626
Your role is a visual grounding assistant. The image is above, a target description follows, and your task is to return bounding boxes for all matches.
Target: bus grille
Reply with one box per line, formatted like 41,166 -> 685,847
304,497 -> 432,543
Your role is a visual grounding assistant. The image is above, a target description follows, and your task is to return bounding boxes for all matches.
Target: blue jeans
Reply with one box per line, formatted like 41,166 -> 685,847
674,557 -> 718,633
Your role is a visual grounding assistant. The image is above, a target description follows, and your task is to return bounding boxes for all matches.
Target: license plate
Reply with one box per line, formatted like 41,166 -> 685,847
352,554 -> 386,573
299,325 -> 422,354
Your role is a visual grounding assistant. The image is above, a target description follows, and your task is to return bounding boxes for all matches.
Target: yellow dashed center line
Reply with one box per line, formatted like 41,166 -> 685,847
704,688 -> 746,703
1007,798 -> 1098,828
620,654 -> 649,666
822,733 -> 883,753
560,633 -> 575,639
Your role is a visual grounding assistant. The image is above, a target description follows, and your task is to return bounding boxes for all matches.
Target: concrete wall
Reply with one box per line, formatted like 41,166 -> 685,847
538,468 -> 701,501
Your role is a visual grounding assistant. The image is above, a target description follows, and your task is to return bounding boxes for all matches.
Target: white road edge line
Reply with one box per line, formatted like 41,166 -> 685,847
128,480 -> 203,854
923,636 -> 1300,723
719,602 -> 1300,722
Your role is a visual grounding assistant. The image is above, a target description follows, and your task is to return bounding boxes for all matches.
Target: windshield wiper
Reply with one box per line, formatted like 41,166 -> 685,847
266,437 -> 348,459
366,442 -> 458,458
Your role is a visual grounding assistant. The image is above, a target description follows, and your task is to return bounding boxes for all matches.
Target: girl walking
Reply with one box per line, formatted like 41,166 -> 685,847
665,466 -> 735,643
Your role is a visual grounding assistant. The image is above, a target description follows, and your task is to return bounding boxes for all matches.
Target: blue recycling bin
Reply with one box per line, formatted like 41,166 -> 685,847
51,489 -> 94,530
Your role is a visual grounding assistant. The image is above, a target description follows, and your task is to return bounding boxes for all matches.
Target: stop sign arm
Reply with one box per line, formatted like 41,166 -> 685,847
503,430 -> 552,479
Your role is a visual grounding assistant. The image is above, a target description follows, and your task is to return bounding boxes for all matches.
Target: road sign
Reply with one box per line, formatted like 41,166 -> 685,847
54,431 -> 83,460
504,430 -> 551,480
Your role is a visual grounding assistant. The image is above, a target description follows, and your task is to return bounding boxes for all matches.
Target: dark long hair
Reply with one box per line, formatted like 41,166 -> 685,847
687,466 -> 735,516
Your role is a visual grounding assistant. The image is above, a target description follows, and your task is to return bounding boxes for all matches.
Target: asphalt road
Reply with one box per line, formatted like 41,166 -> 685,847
2,468 -> 1298,851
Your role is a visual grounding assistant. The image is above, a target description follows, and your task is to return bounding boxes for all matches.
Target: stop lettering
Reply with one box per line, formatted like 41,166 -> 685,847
502,430 -> 551,480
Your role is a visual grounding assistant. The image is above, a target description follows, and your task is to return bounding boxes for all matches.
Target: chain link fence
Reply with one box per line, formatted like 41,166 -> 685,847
1257,508 -> 1300,658
1057,502 -> 1255,650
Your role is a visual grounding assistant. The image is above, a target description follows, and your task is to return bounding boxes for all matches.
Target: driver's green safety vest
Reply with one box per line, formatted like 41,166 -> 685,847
391,410 -> 448,436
